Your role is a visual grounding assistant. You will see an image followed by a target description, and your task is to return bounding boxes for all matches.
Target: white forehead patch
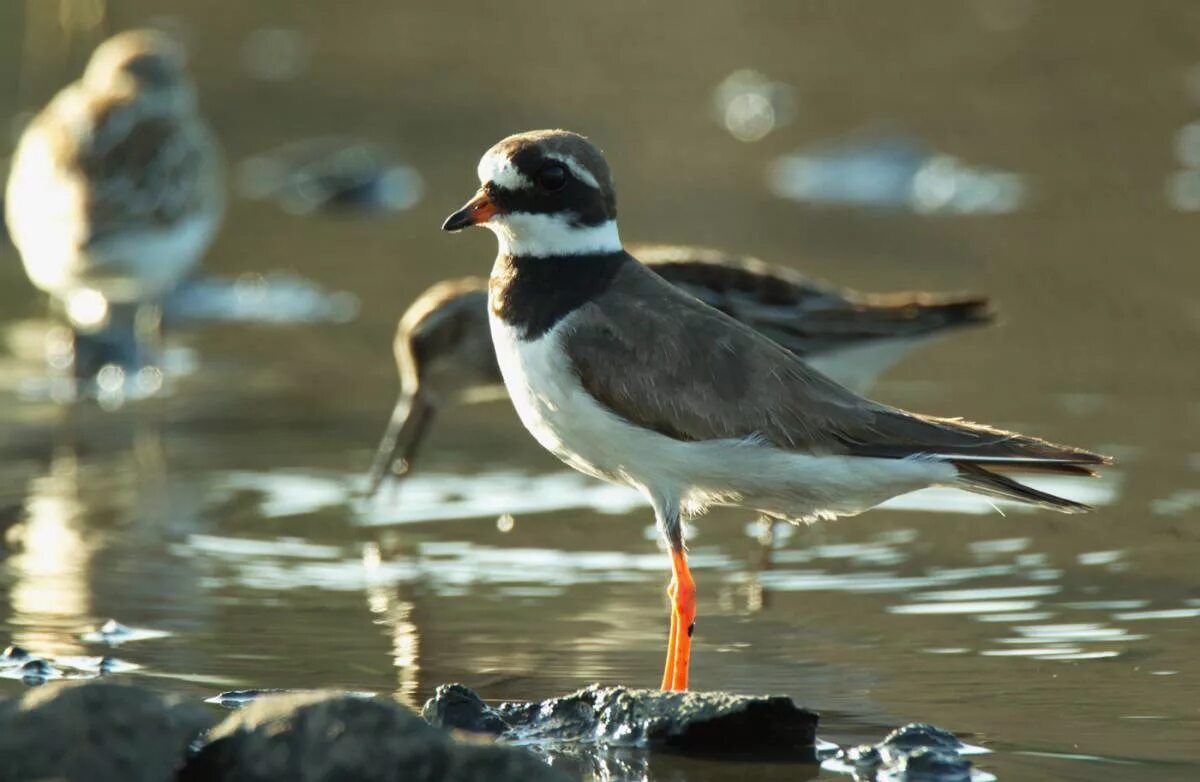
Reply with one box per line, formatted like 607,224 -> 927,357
477,150 -> 530,190
543,153 -> 601,189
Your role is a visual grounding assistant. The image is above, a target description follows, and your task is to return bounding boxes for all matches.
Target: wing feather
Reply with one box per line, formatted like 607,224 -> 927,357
565,257 -> 1108,469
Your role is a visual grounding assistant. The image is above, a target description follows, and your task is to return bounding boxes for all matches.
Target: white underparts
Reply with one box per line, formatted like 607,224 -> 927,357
486,214 -> 621,257
488,315 -> 957,525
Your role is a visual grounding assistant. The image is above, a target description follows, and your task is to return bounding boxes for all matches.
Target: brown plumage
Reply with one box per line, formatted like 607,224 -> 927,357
6,29 -> 223,305
366,245 -> 996,494
636,244 -> 993,354
565,255 -> 1107,511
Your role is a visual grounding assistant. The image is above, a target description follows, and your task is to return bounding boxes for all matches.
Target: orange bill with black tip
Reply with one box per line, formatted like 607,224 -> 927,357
442,189 -> 501,232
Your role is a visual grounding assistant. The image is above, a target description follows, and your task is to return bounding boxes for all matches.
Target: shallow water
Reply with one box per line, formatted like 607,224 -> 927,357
1,2 -> 1199,780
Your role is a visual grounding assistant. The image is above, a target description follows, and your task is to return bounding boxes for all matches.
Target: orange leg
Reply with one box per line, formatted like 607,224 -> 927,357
660,548 -> 696,691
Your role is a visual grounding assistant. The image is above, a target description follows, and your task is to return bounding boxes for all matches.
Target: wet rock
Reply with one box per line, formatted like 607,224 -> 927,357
19,658 -> 57,686
0,654 -> 62,686
182,691 -> 570,782
422,684 -> 510,736
879,722 -> 964,758
0,645 -> 32,666
830,721 -> 983,781
887,746 -> 975,781
842,742 -> 884,774
424,683 -> 818,757
80,619 -> 171,646
0,680 -> 212,782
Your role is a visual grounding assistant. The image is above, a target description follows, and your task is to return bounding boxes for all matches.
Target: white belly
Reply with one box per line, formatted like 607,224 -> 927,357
488,314 -> 954,522
489,315 -> 626,485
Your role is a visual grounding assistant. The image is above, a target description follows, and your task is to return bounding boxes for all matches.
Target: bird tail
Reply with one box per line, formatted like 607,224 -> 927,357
840,292 -> 995,338
953,461 -> 1092,513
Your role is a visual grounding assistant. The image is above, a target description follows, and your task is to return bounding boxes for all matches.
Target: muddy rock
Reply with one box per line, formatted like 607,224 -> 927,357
835,722 -> 977,781
0,680 -> 213,782
888,746 -> 975,781
424,683 -> 818,757
422,683 -> 510,735
879,722 -> 964,757
182,691 -> 570,782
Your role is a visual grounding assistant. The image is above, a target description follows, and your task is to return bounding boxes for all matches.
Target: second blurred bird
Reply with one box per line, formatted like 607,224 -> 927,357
368,244 -> 993,494
5,29 -> 224,385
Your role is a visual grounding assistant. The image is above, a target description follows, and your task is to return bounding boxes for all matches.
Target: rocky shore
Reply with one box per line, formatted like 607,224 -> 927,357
0,679 -> 985,781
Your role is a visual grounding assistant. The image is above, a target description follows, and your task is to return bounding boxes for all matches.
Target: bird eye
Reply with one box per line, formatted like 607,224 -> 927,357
537,164 -> 567,192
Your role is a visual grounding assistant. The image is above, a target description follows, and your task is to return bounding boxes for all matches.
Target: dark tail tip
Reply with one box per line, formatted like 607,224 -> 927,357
917,295 -> 996,331
955,462 -> 1094,514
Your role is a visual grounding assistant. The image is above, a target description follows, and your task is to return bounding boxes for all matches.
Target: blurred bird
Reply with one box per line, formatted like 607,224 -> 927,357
367,244 -> 991,495
442,129 -> 1109,691
5,29 -> 224,379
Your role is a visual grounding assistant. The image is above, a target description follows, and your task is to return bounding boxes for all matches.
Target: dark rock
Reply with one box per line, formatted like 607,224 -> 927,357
842,743 -> 883,773
830,722 -> 980,781
879,722 -> 964,757
17,658 -> 57,686
425,683 -> 818,758
422,684 -> 510,736
19,658 -> 53,676
0,680 -> 213,782
182,691 -> 570,782
1,645 -> 32,665
887,746 -> 974,781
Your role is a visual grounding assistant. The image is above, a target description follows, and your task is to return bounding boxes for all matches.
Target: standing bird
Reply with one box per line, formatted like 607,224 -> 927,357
366,246 -> 992,494
5,29 -> 224,380
442,129 -> 1109,691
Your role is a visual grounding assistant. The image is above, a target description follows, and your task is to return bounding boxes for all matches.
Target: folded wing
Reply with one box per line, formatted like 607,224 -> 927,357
565,257 -> 1108,480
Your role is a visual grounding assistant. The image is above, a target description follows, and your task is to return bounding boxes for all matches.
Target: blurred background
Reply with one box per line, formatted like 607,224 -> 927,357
0,2 -> 1198,780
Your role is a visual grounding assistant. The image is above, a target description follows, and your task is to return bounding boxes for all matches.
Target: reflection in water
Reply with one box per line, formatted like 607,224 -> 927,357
364,542 -> 421,708
211,467 -> 1118,528
1,419 -> 208,681
9,451 -> 92,656
711,69 -> 796,143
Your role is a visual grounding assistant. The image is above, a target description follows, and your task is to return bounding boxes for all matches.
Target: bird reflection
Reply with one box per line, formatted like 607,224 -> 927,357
363,542 -> 422,708
3,414 -> 206,664
8,450 -> 93,657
